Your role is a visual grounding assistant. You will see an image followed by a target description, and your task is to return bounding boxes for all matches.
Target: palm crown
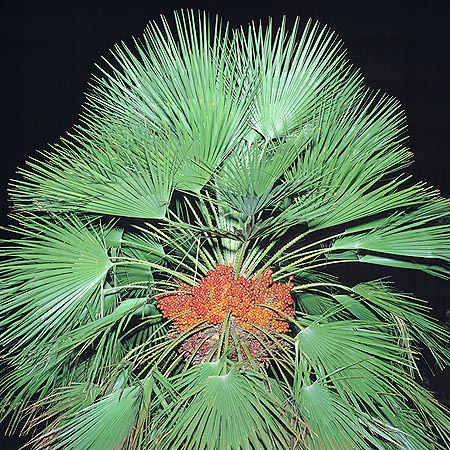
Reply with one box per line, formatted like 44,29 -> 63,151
1,10 -> 449,449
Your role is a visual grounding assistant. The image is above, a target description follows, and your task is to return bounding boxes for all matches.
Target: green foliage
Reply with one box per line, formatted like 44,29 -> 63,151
1,10 -> 449,449
155,362 -> 295,450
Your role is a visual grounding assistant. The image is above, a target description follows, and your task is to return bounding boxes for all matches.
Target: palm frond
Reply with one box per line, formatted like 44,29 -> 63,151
237,17 -> 362,141
293,318 -> 448,448
10,122 -> 175,218
0,214 -> 112,349
29,377 -> 155,450
353,281 -> 450,368
155,362 -> 297,450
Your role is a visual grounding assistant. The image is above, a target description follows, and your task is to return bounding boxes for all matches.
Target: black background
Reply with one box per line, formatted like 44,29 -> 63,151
1,1 -> 449,447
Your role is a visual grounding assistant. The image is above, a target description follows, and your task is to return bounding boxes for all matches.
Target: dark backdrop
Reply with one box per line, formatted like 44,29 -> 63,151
1,1 -> 449,448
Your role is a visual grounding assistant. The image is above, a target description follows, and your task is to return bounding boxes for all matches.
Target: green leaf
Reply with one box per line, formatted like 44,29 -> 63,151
238,17 -> 361,141
353,281 -> 450,368
34,378 -> 155,450
156,362 -> 295,450
11,129 -> 174,218
294,319 -> 446,448
0,214 -> 112,349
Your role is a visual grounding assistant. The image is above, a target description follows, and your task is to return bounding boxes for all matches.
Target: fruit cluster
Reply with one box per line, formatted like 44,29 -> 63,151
157,264 -> 294,333
179,319 -> 271,367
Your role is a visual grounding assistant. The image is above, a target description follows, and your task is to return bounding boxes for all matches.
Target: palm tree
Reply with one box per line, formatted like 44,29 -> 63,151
1,10 -> 449,449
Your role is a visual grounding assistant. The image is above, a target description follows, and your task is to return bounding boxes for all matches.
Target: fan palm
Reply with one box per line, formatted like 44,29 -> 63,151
1,10 -> 449,449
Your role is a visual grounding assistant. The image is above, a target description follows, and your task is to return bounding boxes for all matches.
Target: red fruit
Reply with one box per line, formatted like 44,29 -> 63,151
157,265 -> 294,333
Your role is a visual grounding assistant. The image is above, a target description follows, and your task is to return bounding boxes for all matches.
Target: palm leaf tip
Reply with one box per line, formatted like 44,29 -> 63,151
1,9 -> 450,450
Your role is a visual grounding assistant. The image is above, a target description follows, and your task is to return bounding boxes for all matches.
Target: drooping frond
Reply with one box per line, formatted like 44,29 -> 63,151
293,319 -> 450,448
